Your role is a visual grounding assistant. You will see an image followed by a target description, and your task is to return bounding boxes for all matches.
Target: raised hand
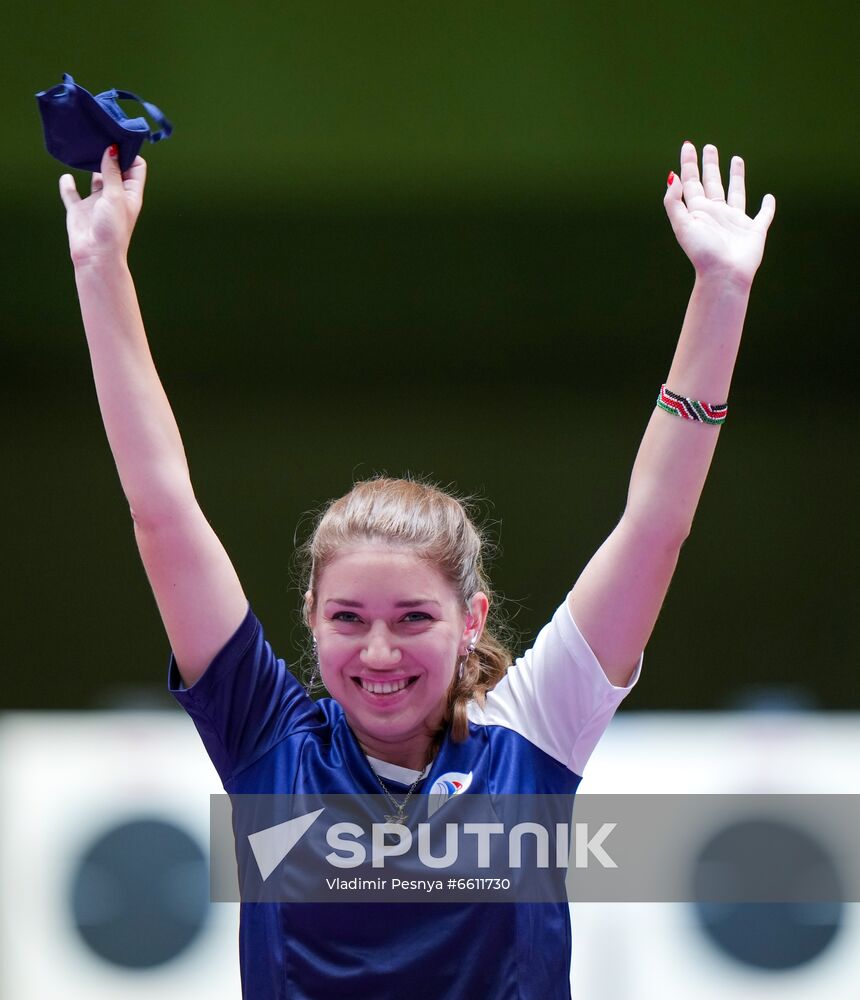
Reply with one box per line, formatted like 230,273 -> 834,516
59,145 -> 147,269
663,141 -> 775,286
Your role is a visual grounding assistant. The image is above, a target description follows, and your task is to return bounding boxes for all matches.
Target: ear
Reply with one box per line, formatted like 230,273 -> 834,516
304,589 -> 315,629
463,591 -> 490,646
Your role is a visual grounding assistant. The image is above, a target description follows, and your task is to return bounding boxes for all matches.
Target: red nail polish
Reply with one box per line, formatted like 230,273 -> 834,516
667,171 -> 675,186
109,144 -> 119,158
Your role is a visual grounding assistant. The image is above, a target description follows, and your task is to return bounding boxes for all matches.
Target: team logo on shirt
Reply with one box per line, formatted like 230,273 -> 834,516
427,771 -> 473,817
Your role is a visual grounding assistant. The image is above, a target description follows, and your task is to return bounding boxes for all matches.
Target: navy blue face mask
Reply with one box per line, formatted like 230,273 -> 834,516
36,72 -> 173,173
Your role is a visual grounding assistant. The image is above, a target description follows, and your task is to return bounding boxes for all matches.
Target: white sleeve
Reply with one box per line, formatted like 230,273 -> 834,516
466,595 -> 642,776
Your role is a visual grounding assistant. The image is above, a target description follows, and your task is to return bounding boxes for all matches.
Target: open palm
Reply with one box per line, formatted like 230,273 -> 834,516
664,142 -> 775,284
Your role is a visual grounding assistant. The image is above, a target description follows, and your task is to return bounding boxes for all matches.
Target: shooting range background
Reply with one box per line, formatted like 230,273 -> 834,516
4,1 -> 857,711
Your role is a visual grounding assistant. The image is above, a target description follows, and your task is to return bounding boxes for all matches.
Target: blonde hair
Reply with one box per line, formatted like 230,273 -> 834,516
296,476 -> 514,742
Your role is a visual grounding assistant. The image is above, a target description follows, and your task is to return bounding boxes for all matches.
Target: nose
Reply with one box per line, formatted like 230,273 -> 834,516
360,623 -> 402,670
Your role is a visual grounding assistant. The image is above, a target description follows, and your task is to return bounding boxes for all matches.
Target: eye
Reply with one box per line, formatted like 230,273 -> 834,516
331,611 -> 362,623
402,612 -> 433,622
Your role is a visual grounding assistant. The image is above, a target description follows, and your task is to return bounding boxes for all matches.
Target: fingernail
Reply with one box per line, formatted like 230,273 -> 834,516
667,171 -> 675,186
109,144 -> 119,158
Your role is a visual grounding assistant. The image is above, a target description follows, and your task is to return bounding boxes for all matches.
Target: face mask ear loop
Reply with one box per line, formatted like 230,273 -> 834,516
104,88 -> 174,142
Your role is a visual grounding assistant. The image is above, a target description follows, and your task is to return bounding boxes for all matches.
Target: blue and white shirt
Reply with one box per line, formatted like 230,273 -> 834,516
169,596 -> 640,999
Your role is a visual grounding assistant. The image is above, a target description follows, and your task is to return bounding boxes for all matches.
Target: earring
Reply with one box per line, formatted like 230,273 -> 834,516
305,636 -> 322,697
457,639 -> 477,682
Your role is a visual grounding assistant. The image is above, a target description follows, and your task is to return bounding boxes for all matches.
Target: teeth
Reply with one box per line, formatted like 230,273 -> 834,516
360,677 -> 411,695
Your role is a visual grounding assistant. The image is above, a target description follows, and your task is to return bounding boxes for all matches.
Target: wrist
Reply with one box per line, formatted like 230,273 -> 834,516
693,267 -> 754,298
73,254 -> 131,282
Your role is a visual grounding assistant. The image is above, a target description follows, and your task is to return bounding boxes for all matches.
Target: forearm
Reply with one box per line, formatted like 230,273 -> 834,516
624,273 -> 753,541
74,258 -> 195,526
664,271 -> 752,400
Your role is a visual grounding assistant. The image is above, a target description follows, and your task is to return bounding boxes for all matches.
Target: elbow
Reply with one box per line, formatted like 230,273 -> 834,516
129,492 -> 199,534
620,507 -> 692,555
129,504 -> 159,532
669,516 -> 694,549
129,504 -> 162,534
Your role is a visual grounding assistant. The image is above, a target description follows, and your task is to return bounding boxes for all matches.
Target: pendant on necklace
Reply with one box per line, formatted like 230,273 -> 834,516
384,812 -> 406,825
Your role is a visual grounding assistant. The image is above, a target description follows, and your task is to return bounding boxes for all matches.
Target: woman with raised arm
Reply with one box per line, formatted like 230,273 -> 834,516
59,140 -> 774,1000
59,144 -> 249,686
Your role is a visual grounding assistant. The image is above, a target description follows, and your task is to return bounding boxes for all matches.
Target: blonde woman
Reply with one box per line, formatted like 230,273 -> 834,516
58,141 -> 774,998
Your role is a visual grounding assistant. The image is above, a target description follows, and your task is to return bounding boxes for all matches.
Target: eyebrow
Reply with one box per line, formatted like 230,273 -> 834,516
325,598 -> 442,608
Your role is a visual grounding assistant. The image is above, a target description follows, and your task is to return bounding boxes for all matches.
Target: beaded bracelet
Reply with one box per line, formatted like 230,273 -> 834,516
656,384 -> 728,425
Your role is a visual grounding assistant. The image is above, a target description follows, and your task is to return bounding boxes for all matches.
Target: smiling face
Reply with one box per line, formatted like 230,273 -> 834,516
307,543 -> 487,770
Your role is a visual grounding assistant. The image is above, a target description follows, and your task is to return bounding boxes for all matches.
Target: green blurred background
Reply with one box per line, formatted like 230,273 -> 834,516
5,1 -> 857,711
